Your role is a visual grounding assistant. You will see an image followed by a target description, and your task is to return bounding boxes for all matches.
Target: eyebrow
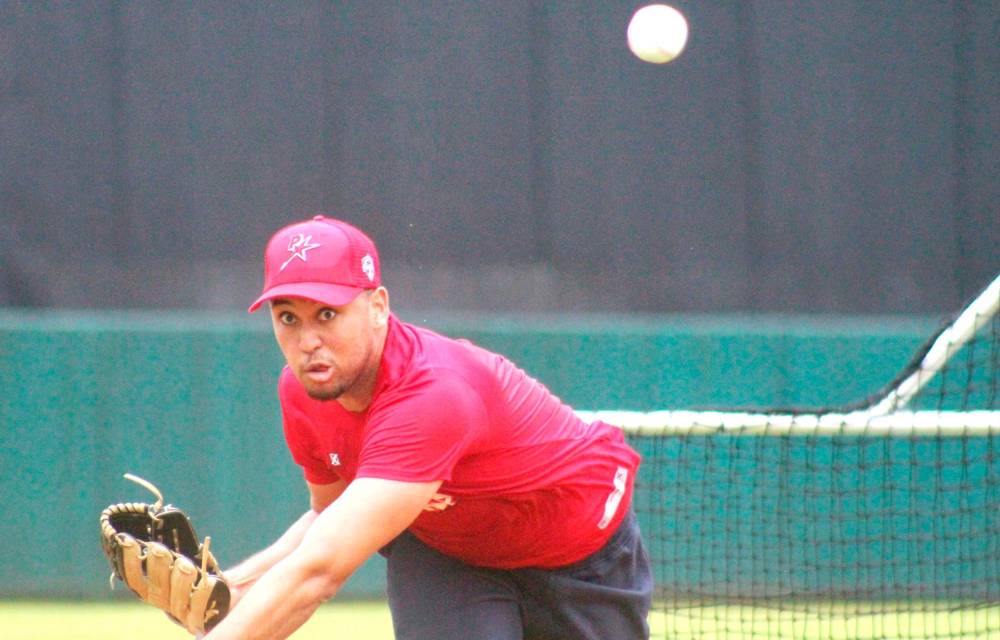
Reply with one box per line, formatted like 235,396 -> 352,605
270,299 -> 337,309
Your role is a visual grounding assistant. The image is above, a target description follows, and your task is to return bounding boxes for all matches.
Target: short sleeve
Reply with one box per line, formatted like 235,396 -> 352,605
356,370 -> 487,482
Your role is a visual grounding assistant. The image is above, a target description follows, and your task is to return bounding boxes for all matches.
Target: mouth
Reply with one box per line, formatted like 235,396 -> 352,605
303,362 -> 335,384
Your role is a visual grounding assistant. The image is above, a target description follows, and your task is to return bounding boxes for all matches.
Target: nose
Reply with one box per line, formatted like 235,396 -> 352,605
298,326 -> 323,353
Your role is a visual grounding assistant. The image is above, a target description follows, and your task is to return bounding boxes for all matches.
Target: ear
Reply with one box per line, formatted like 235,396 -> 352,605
369,287 -> 390,328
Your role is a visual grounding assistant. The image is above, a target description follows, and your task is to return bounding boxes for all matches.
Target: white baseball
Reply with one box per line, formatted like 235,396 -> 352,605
627,4 -> 689,64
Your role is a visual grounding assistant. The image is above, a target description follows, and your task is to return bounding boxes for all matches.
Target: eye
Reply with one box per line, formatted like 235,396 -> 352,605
319,308 -> 337,321
278,311 -> 296,325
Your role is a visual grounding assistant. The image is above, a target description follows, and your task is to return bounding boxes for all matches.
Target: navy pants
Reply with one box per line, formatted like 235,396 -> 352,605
382,511 -> 652,640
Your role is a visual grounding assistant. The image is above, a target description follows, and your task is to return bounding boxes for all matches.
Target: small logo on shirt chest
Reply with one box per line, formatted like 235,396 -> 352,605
328,453 -> 341,466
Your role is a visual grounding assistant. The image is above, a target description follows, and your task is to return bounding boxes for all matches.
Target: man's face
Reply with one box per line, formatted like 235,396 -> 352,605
269,291 -> 386,405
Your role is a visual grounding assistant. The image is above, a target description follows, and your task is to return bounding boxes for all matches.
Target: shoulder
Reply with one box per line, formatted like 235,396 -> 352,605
372,319 -> 503,429
376,364 -> 486,421
361,366 -> 490,477
382,318 -> 498,395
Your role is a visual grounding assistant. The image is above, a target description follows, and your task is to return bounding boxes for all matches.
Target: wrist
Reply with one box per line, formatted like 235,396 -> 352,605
221,570 -> 255,610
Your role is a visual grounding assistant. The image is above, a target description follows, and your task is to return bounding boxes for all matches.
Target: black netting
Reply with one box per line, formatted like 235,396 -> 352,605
629,278 -> 1000,639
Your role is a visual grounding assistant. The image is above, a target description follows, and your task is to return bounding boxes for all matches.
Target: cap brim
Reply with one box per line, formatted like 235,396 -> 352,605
247,282 -> 367,312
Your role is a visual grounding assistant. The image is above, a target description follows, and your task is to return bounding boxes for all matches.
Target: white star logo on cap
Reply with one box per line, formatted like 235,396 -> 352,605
281,233 -> 321,271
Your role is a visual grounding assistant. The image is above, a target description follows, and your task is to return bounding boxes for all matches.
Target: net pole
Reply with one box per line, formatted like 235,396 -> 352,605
869,273 -> 1000,415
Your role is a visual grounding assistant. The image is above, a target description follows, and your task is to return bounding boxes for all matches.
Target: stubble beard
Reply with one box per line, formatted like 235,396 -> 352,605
305,380 -> 348,402
302,340 -> 375,403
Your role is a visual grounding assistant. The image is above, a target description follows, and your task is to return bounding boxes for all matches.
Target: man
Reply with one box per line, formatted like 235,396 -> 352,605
204,215 -> 652,639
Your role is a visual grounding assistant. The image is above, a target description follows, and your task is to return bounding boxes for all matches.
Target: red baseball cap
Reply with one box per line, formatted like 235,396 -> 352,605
248,215 -> 381,313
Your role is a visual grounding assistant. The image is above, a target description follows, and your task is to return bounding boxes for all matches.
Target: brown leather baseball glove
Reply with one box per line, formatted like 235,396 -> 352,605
100,474 -> 229,634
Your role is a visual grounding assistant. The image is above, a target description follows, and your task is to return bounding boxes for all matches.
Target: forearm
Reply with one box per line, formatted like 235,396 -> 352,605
206,477 -> 438,640
224,509 -> 318,594
206,546 -> 344,640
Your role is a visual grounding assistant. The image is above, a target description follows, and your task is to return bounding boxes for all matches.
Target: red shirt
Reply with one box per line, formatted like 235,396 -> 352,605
280,315 -> 640,568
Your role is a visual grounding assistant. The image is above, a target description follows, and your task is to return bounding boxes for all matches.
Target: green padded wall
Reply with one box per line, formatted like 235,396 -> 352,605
0,311 -> 937,598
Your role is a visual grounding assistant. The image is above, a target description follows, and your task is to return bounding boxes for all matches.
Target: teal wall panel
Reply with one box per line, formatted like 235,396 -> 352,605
434,314 -> 936,410
0,311 -> 938,598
